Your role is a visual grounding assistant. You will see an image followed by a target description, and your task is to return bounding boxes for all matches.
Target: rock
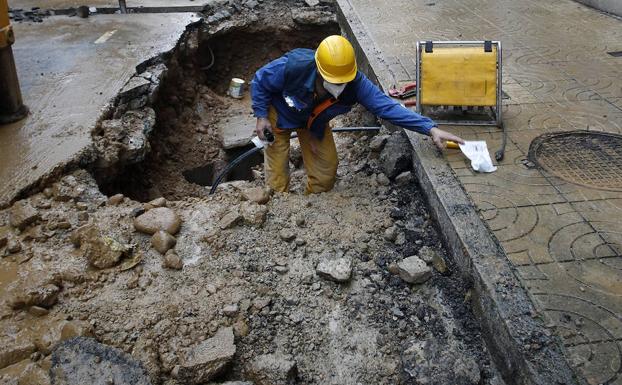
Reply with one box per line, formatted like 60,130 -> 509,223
233,319 -> 250,338
151,230 -> 177,254
10,284 -> 60,309
147,197 -> 167,207
241,187 -> 270,204
0,331 -> 36,370
251,169 -> 263,180
377,173 -> 390,186
397,256 -> 432,284
219,382 -> 253,385
28,306 -> 50,317
252,297 -> 271,311
275,266 -> 289,274
279,229 -> 296,242
51,178 -> 84,202
395,171 -> 413,185
34,320 -> 94,355
223,304 -> 239,317
50,337 -> 151,385
418,246 -> 438,264
247,353 -> 297,385
163,250 -> 183,270
3,361 -> 51,385
380,131 -> 412,179
294,215 -> 305,227
219,210 -> 242,230
7,238 -> 22,254
316,258 -> 352,283
431,252 -> 448,274
304,0 -> 320,6
77,224 -> 131,269
174,327 -> 236,384
106,193 -> 124,206
0,226 -> 9,248
9,200 -> 40,230
291,8 -> 335,25
133,207 -> 181,235
369,134 -> 389,152
384,226 -> 397,242
240,201 -> 268,227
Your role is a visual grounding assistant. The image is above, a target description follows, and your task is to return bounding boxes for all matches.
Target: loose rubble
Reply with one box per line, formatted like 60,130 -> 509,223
247,354 -> 298,385
174,327 -> 236,384
151,230 -> 177,254
316,257 -> 352,282
397,255 -> 432,284
0,2 -> 501,384
134,207 -> 182,235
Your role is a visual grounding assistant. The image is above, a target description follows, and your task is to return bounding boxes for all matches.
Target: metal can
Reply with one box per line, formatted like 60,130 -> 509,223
228,78 -> 245,99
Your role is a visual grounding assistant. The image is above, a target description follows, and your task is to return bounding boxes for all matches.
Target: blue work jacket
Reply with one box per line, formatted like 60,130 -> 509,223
251,48 -> 437,139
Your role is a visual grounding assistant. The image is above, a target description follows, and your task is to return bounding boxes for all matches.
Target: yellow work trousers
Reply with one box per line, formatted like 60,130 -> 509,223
265,107 -> 338,194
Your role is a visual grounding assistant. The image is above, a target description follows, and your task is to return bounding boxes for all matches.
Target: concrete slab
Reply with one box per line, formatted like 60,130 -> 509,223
217,97 -> 255,150
0,12 -> 198,207
336,0 -> 622,383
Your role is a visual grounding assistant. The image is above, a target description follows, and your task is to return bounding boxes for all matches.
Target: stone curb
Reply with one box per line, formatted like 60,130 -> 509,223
335,1 -> 581,384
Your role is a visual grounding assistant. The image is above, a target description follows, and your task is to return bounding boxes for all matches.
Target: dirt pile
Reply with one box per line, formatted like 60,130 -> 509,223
0,127 -> 501,384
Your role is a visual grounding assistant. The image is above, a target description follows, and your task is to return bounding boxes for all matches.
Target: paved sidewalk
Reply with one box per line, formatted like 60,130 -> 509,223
339,0 -> 622,383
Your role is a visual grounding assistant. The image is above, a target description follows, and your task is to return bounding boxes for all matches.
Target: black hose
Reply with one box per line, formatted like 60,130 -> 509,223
209,126 -> 381,194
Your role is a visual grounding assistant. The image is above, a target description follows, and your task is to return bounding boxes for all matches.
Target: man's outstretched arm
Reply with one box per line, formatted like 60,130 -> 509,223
355,74 -> 464,148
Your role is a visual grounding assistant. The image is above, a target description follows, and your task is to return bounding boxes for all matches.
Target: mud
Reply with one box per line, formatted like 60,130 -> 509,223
0,1 -> 503,384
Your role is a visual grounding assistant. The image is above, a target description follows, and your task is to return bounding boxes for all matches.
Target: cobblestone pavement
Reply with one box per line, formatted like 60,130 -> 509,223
340,0 -> 622,383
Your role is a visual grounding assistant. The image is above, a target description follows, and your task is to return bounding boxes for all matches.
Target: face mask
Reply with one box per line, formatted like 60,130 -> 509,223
323,80 -> 347,99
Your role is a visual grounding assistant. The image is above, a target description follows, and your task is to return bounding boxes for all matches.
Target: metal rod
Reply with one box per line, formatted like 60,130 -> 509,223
416,41 -> 422,114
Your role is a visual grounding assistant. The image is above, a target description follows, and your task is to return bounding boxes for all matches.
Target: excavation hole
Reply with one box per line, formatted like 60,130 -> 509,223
182,145 -> 264,187
183,163 -> 218,187
97,19 -> 339,202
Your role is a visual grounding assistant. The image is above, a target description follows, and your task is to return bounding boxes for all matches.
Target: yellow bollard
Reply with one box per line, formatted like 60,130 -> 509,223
0,0 -> 28,124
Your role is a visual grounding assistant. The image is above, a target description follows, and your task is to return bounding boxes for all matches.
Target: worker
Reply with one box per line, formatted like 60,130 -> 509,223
251,35 -> 463,194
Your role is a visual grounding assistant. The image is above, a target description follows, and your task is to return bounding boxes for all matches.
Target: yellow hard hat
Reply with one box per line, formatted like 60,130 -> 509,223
315,35 -> 358,84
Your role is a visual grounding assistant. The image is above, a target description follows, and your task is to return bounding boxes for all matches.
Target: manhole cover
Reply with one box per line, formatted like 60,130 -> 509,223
529,131 -> 622,191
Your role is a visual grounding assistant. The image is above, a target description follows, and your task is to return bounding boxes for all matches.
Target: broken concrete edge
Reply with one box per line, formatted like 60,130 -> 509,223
335,1 -> 581,385
0,19 -> 203,210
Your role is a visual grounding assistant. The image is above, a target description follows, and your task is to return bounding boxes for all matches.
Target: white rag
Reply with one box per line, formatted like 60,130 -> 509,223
458,141 -> 497,173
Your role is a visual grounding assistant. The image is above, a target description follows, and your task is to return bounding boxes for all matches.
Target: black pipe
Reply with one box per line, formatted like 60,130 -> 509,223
209,126 -> 381,194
